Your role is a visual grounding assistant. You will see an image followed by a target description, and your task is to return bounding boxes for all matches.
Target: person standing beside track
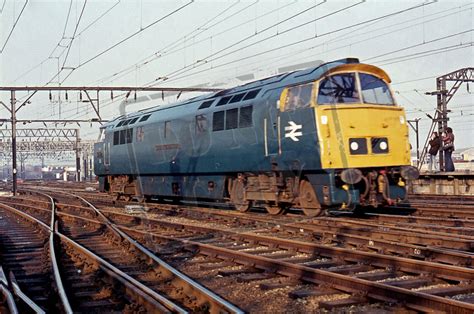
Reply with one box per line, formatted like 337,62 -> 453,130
442,127 -> 455,172
428,131 -> 441,172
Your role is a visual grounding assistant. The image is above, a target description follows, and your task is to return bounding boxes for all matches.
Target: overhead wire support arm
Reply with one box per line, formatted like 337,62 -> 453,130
83,90 -> 102,123
15,90 -> 38,113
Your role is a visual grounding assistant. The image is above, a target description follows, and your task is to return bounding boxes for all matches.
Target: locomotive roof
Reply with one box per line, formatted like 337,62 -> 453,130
104,57 -> 360,128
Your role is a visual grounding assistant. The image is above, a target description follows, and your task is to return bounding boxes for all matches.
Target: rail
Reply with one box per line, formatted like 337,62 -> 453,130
8,190 -> 188,312
61,190 -> 244,314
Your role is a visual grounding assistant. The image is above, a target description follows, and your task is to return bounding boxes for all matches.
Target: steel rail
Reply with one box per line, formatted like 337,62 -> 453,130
0,266 -> 18,314
88,208 -> 474,273
0,285 -> 18,314
363,213 -> 474,229
119,225 -> 474,313
3,196 -> 474,268
55,232 -> 183,314
31,191 -> 73,314
0,203 -> 49,313
9,275 -> 45,314
292,218 -> 474,250
110,218 -> 474,281
0,199 -> 184,313
60,191 -> 244,314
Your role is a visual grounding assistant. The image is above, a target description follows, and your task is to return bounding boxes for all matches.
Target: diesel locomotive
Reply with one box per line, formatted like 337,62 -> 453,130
94,58 -> 419,216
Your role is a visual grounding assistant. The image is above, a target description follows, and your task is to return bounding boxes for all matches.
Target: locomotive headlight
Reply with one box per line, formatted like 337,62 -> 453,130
371,137 -> 389,154
399,116 -> 405,124
349,138 -> 367,155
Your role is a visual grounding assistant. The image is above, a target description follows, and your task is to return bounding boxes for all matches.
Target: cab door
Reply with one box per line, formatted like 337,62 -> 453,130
104,142 -> 110,168
263,98 -> 280,157
278,82 -> 319,168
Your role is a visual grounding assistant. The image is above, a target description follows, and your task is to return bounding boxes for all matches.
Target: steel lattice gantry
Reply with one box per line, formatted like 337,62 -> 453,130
0,85 -> 220,195
0,128 -> 95,183
420,67 -> 474,170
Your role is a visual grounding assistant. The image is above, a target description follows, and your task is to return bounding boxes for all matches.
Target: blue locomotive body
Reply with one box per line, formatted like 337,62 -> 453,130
94,58 -> 417,215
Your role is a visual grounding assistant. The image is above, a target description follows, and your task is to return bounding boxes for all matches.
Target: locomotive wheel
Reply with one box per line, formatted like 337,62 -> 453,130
265,204 -> 284,215
299,180 -> 322,217
231,179 -> 250,212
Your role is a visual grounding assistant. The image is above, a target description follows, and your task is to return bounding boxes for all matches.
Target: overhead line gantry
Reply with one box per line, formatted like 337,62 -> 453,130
0,85 -> 220,195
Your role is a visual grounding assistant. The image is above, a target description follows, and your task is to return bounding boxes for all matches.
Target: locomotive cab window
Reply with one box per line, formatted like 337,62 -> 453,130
360,73 -> 394,105
317,73 -> 360,104
283,83 -> 313,111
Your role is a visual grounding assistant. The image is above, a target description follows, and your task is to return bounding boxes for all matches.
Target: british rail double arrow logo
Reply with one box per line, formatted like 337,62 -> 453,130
284,121 -> 303,142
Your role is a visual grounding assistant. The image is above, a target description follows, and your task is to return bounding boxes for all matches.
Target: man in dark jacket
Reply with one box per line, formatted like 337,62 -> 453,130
428,132 -> 441,171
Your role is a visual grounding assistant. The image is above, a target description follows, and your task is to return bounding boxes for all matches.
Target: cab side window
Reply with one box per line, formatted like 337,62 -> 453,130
283,83 -> 313,111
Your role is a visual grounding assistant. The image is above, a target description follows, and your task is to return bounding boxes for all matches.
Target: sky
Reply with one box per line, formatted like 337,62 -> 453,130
0,0 -> 473,164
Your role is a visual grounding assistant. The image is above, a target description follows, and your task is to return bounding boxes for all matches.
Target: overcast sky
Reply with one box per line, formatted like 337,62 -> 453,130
0,0 -> 473,157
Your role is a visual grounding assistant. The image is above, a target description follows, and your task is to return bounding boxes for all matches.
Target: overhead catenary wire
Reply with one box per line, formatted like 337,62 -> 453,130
0,0 -> 28,53
58,0 -> 194,85
61,0 -> 74,39
94,0 -> 265,85
0,0 -> 6,14
44,0 -> 88,86
244,4 -> 473,81
58,0 -> 442,122
375,41 -> 473,66
60,0 -> 88,70
142,1 -> 436,88
75,0 -> 120,38
10,0 -> 121,84
29,0 -> 470,136
150,0 -> 335,85
365,29 -> 473,61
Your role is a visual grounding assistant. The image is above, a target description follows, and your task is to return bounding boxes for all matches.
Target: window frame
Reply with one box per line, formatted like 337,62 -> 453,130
316,72 -> 362,105
281,82 -> 315,112
212,111 -> 225,131
239,105 -> 253,128
139,114 -> 151,122
225,108 -> 238,130
315,71 -> 396,106
358,72 -> 395,106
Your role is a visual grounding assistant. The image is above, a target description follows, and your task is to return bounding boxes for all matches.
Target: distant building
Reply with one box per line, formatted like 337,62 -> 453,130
455,147 -> 474,162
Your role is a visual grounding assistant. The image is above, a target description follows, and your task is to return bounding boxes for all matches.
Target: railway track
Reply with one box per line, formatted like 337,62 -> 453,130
0,202 -> 175,312
2,189 -> 474,312
0,190 -> 242,313
9,194 -> 474,266
409,193 -> 474,204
